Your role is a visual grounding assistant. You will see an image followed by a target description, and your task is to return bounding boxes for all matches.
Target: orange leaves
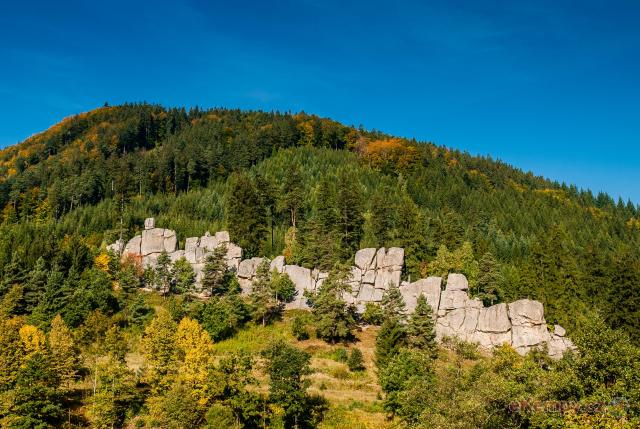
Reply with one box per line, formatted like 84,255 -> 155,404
361,138 -> 420,172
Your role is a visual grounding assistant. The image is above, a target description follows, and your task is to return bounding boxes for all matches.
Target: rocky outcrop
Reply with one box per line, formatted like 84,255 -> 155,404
109,218 -> 575,358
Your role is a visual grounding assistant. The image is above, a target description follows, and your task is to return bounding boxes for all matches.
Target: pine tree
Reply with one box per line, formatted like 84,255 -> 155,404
201,245 -> 228,296
347,348 -> 365,372
381,282 -> 406,321
475,252 -> 504,306
406,295 -> 437,358
225,172 -> 268,257
249,260 -> 281,326
335,169 -> 364,258
171,257 -> 195,294
310,269 -> 357,343
23,257 -> 49,313
375,318 -> 406,370
154,251 -> 172,294
48,314 -> 79,391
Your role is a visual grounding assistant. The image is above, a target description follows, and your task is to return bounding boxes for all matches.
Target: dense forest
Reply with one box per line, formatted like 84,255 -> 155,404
0,103 -> 638,428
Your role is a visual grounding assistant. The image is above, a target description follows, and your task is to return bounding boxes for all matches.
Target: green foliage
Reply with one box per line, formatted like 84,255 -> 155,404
198,294 -> 249,341
347,348 -> 365,372
360,302 -> 384,325
309,269 -> 358,343
406,295 -> 437,358
379,348 -> 435,415
226,172 -> 269,257
170,257 -> 195,294
380,282 -> 406,321
474,251 -> 504,306
249,260 -> 283,326
291,315 -> 310,341
200,245 -> 229,296
375,319 -> 406,371
153,251 -> 172,294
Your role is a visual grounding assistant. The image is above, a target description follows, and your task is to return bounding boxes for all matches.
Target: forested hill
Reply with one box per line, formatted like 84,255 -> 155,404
1,103 -> 639,340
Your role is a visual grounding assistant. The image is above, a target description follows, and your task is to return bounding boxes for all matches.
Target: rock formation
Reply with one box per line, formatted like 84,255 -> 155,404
110,218 -> 575,358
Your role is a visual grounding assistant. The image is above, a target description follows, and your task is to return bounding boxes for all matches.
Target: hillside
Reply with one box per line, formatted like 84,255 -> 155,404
0,103 -> 639,428
1,103 -> 638,337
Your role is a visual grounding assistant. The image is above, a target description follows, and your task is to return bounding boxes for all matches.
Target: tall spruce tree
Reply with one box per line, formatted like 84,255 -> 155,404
406,295 -> 437,358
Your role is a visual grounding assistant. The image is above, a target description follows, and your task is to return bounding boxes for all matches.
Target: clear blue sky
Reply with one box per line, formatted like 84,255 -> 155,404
1,0 -> 638,203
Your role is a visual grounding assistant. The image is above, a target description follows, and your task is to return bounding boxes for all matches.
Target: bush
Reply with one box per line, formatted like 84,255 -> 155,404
361,302 -> 384,325
333,347 -> 349,363
347,348 -> 365,372
292,315 -> 310,341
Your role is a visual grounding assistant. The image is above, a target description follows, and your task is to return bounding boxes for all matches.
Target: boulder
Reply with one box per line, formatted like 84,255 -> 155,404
107,239 -> 125,255
375,248 -> 386,269
185,237 -> 200,263
383,247 -> 404,269
438,289 -> 470,313
270,256 -> 286,273
354,248 -> 376,270
169,250 -> 185,262
554,324 -> 566,337
362,269 -> 376,284
357,283 -> 376,302
199,232 -> 219,251
400,277 -> 441,313
511,325 -> 550,353
144,217 -> 155,230
284,265 -> 313,292
446,273 -> 469,291
215,231 -> 230,243
124,235 -> 142,255
374,269 -> 401,289
141,228 -> 165,255
237,257 -> 265,279
477,303 -> 511,333
508,299 -> 545,327
163,229 -> 178,253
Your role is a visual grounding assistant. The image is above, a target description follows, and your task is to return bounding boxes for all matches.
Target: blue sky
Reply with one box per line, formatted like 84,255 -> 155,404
1,0 -> 639,203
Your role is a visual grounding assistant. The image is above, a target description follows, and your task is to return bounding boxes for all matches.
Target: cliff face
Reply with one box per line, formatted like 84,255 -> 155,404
109,218 -> 575,359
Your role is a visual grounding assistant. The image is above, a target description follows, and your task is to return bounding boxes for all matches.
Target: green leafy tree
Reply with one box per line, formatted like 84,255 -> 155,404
378,348 -> 434,415
90,356 -> 138,429
291,315 -> 310,341
262,340 -> 314,427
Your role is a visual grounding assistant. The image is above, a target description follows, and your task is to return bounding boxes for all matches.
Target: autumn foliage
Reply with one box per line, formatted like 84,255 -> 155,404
361,138 -> 420,173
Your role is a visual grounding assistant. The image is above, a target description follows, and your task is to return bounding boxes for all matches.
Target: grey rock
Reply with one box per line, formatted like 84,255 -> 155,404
169,250 -> 185,262
554,324 -> 566,337
124,235 -> 142,255
270,256 -> 285,273
383,247 -> 404,269
354,248 -> 376,270
185,237 -> 200,263
357,284 -> 376,302
107,239 -> 125,255
144,217 -> 155,230
215,231 -> 230,243
446,273 -> 469,291
284,265 -> 313,292
508,299 -> 545,327
163,229 -> 178,253
477,303 -> 511,333
237,257 -> 265,279
199,233 -> 219,251
141,228 -> 165,256
400,277 -> 441,313
362,269 -> 376,284
439,289 -> 470,312
375,247 -> 386,269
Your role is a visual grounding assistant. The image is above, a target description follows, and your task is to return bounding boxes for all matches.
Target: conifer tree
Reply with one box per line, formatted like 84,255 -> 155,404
476,252 -> 504,306
225,172 -> 268,257
171,257 -> 195,294
23,257 -> 48,313
347,348 -> 365,372
335,169 -> 364,258
154,251 -> 172,294
201,245 -> 228,296
310,269 -> 357,343
249,260 -> 281,326
406,295 -> 437,358
381,282 -> 406,321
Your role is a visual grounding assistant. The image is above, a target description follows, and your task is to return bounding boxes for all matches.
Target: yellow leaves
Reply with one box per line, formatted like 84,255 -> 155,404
94,252 -> 111,272
362,138 -> 420,172
19,324 -> 46,359
627,217 -> 640,230
175,317 -> 215,405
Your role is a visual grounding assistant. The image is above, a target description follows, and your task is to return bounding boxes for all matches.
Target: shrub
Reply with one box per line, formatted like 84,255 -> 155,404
292,315 -> 310,341
347,348 -> 365,372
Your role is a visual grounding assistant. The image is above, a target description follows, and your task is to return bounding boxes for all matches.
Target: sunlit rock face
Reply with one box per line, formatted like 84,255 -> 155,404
111,218 -> 575,358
